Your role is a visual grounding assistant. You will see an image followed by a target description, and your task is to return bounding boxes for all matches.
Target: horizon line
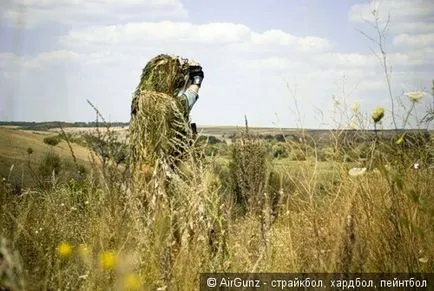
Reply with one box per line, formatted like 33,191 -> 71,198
0,121 -> 431,132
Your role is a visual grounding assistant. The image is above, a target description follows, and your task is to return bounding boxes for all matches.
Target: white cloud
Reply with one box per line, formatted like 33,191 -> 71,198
194,23 -> 252,43
393,33 -> 434,47
1,0 -> 188,28
27,50 -> 81,68
252,30 -> 296,45
0,50 -> 81,71
355,80 -> 387,92
313,53 -> 377,68
0,53 -> 21,70
393,22 -> 434,34
311,50 -> 433,70
243,57 -> 313,72
297,37 -> 333,53
62,22 -> 191,44
349,0 -> 434,25
251,30 -> 332,53
391,48 -> 434,67
60,22 -> 252,46
59,21 -> 333,56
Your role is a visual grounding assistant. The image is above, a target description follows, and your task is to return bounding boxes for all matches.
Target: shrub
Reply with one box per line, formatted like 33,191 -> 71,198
275,134 -> 285,142
228,130 -> 267,216
289,148 -> 306,161
38,152 -> 62,178
204,145 -> 219,156
83,133 -> 128,165
208,135 -> 222,145
197,135 -> 222,145
272,143 -> 289,159
263,134 -> 274,141
43,136 -> 61,147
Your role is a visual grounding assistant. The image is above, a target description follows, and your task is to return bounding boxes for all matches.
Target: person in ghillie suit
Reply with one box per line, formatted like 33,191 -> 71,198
129,54 -> 204,182
129,55 -> 205,283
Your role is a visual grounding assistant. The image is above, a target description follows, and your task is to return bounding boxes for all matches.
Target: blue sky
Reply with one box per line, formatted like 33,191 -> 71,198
1,0 -> 433,128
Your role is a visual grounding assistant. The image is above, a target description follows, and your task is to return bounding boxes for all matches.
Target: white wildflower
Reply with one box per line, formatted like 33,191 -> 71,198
405,91 -> 425,103
349,167 -> 367,177
351,102 -> 360,114
372,168 -> 381,174
78,274 -> 89,280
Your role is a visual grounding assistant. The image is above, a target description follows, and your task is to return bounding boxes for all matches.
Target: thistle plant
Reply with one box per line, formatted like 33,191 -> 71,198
371,106 -> 385,124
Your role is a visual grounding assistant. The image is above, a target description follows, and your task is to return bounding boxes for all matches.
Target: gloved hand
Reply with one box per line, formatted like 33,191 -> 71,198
189,65 -> 204,87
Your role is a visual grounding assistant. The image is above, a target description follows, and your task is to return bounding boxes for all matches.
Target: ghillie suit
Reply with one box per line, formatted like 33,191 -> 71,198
129,54 -> 197,182
128,55 -> 206,284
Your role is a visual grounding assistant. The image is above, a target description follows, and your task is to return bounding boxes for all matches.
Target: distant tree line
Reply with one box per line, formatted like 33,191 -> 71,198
0,121 -> 129,130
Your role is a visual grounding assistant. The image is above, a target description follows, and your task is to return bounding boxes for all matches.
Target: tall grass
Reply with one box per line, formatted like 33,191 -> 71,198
1,106 -> 433,290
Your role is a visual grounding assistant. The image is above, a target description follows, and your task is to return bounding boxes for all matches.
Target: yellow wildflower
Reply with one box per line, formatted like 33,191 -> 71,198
122,272 -> 142,290
396,134 -> 405,145
372,106 -> 384,123
56,241 -> 73,257
100,251 -> 117,270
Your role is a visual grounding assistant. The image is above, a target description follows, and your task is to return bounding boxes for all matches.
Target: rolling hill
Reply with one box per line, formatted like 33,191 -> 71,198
0,127 -> 94,186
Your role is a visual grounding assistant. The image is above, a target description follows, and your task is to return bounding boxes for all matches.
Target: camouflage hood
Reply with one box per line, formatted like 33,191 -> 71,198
134,54 -> 191,97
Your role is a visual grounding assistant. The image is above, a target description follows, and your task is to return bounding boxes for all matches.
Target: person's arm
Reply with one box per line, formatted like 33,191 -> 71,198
182,65 -> 204,111
182,85 -> 200,111
188,84 -> 200,94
